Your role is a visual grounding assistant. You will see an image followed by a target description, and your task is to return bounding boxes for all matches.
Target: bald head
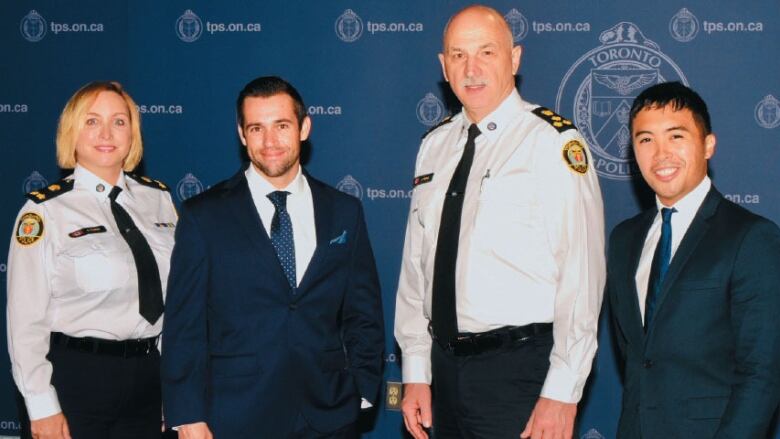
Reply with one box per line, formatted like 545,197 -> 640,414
442,5 -> 514,50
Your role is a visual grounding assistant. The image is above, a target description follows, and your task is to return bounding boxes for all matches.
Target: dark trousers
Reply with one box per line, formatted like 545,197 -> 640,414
431,330 -> 554,439
16,340 -> 163,439
290,413 -> 358,439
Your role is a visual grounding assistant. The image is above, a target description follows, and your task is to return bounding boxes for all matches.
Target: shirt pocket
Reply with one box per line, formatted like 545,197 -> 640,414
61,235 -> 132,294
413,184 -> 445,273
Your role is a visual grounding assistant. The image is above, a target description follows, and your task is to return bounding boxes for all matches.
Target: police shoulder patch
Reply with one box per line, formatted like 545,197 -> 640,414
532,107 -> 576,133
127,173 -> 170,191
16,212 -> 44,246
421,115 -> 454,139
562,140 -> 589,174
25,178 -> 74,204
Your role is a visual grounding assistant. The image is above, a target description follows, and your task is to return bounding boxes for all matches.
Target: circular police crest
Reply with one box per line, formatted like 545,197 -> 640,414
176,172 -> 204,201
336,175 -> 363,200
669,8 -> 699,43
580,429 -> 605,439
23,171 -> 48,194
16,212 -> 44,246
504,8 -> 529,43
416,93 -> 445,127
754,95 -> 780,129
176,10 -> 203,43
20,10 -> 47,42
335,9 -> 363,43
555,22 -> 688,181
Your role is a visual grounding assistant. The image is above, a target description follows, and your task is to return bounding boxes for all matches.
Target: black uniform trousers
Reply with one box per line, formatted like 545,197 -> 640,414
18,338 -> 162,439
291,413 -> 358,439
431,330 -> 554,439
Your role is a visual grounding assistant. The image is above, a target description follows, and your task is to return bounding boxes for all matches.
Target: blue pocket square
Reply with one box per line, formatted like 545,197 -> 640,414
329,230 -> 347,245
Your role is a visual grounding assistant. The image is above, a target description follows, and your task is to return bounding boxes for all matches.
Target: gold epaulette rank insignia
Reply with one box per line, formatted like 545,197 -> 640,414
532,107 -> 576,133
25,178 -> 75,204
421,115 -> 454,139
128,173 -> 170,191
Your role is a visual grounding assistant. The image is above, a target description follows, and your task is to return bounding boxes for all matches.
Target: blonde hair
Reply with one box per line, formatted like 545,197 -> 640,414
56,81 -> 143,171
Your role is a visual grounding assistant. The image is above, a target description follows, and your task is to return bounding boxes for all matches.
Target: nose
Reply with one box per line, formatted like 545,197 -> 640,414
465,55 -> 480,78
263,128 -> 278,147
653,140 -> 671,162
99,121 -> 112,140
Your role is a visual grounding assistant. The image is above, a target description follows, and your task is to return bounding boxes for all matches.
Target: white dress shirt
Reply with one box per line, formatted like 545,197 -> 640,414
245,165 -> 316,286
7,165 -> 177,420
395,90 -> 606,403
635,176 -> 711,319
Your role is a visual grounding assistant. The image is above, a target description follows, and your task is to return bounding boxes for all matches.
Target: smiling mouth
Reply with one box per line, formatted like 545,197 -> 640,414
94,145 -> 117,152
653,166 -> 679,180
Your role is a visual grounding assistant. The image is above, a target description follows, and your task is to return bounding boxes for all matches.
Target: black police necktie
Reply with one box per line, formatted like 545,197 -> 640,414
267,191 -> 297,291
644,207 -> 676,330
431,124 -> 481,347
108,186 -> 164,325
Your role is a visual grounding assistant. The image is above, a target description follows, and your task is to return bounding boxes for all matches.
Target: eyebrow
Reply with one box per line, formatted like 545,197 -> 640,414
447,42 -> 498,53
86,111 -> 129,117
244,118 -> 296,127
633,125 -> 690,138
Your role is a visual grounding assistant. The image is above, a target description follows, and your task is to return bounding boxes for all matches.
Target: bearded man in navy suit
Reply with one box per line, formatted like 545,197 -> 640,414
161,76 -> 384,439
607,81 -> 780,438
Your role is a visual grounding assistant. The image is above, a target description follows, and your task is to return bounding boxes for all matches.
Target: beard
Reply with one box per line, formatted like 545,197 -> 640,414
251,148 -> 299,180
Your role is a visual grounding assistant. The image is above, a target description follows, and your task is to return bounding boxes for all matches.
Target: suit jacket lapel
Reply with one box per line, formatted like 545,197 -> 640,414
624,209 -> 656,344
296,174 -> 333,295
645,187 -> 721,341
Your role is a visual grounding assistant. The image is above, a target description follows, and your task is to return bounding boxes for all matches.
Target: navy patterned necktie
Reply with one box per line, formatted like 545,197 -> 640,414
431,123 -> 481,347
108,186 -> 164,324
645,207 -> 676,330
267,191 -> 297,291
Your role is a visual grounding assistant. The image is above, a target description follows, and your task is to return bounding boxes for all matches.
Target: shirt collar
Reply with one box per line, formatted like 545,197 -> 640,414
245,163 -> 305,197
655,175 -> 711,215
459,89 -> 524,145
73,164 -> 130,201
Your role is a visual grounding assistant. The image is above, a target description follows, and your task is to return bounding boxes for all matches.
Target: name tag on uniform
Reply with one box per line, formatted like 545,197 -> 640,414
68,225 -> 107,238
154,222 -> 175,228
413,173 -> 434,188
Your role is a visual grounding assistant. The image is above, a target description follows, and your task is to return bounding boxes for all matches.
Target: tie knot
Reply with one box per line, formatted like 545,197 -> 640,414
108,186 -> 122,202
267,190 -> 290,209
467,124 -> 481,140
661,207 -> 676,223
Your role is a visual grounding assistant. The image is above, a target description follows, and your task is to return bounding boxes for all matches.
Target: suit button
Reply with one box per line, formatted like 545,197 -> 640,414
289,303 -> 298,310
643,360 -> 653,368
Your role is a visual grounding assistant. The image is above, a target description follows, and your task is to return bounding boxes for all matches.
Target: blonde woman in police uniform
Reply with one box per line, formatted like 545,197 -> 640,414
7,81 -> 177,439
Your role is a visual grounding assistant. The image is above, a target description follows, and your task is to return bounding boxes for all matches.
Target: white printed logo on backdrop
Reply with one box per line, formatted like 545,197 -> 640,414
20,10 -> 47,42
754,95 -> 780,129
176,173 -> 204,202
580,429 -> 605,439
336,175 -> 363,200
669,8 -> 700,42
335,9 -> 364,42
504,9 -> 529,43
556,22 -> 688,180
416,93 -> 445,127
23,171 -> 48,194
176,10 -> 203,42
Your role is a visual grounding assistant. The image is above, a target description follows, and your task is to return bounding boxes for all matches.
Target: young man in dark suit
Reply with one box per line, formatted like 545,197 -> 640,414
161,76 -> 384,439
608,81 -> 780,438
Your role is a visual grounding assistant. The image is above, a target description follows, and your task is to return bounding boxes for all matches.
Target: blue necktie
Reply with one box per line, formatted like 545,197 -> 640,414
645,207 -> 676,329
267,191 -> 296,291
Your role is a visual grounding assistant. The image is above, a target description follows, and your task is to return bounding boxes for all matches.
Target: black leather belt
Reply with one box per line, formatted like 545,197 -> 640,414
433,323 -> 552,356
50,332 -> 158,358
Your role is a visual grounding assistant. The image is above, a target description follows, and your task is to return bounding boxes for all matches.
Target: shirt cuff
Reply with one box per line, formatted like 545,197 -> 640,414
25,387 -> 61,420
540,364 -> 584,404
401,354 -> 432,384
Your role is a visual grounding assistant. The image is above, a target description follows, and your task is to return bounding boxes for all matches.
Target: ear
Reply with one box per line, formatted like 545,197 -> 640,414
704,133 -> 716,159
511,45 -> 522,74
438,53 -> 449,83
237,123 -> 247,147
299,116 -> 312,142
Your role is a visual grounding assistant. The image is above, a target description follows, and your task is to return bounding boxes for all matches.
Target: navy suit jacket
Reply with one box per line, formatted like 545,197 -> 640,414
161,169 -> 384,437
607,186 -> 780,438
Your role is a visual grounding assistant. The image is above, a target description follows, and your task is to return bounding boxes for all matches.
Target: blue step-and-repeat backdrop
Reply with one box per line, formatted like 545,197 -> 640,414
1,1 -> 779,437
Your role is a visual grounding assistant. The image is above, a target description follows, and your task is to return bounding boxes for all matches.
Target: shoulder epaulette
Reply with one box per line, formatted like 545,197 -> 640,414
532,107 -> 576,133
127,173 -> 170,191
421,115 -> 454,139
26,178 -> 74,204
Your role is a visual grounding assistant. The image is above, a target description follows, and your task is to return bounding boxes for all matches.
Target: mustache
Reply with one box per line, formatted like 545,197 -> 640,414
462,78 -> 487,87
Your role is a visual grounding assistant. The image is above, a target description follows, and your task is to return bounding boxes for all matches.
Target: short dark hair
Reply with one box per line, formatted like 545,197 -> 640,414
236,76 -> 307,127
629,81 -> 712,136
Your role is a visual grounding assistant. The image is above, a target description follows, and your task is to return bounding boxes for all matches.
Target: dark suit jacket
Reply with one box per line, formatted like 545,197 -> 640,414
608,186 -> 780,438
161,169 -> 384,438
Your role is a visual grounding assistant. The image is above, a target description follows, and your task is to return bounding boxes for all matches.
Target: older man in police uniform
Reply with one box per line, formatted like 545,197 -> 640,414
395,5 -> 605,439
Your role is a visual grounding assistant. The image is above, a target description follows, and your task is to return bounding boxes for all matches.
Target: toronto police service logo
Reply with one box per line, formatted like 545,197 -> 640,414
504,8 -> 529,43
580,428 -> 606,439
176,10 -> 203,42
556,22 -> 688,180
20,10 -> 47,42
335,9 -> 363,42
176,172 -> 204,202
754,95 -> 780,129
23,171 -> 48,194
416,93 -> 445,127
669,8 -> 699,42
336,175 -> 363,200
